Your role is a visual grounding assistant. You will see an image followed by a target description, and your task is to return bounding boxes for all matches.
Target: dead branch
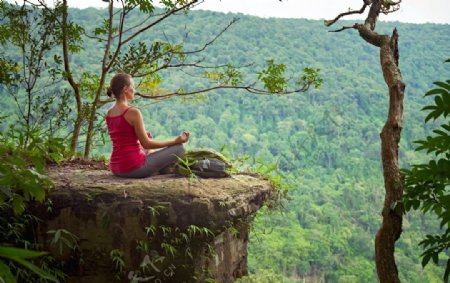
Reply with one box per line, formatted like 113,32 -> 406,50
324,3 -> 368,27
329,25 -> 356,33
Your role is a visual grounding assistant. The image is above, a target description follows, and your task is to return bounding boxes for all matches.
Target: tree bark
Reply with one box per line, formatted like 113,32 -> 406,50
83,0 -> 115,159
327,1 -> 405,280
83,102 -> 97,159
62,0 -> 82,154
352,2 -> 405,281
374,28 -> 405,283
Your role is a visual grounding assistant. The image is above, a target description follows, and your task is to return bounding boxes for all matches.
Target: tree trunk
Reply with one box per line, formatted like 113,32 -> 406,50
83,102 -> 97,159
84,69 -> 109,158
62,0 -> 82,154
374,28 -> 405,283
70,114 -> 83,153
83,1 -> 114,159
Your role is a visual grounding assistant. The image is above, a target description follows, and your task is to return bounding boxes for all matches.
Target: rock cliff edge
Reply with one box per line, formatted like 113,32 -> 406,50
33,166 -> 273,283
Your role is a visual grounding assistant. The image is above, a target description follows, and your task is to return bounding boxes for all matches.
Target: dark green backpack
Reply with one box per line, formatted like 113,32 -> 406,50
177,149 -> 232,178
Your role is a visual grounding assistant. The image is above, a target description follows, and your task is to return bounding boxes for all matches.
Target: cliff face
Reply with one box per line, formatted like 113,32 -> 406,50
33,167 -> 273,283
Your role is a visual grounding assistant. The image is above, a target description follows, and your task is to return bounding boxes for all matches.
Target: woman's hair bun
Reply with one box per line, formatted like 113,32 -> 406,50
106,86 -> 113,97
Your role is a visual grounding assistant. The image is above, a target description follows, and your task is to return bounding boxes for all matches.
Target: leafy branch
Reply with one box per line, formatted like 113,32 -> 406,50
403,59 -> 450,282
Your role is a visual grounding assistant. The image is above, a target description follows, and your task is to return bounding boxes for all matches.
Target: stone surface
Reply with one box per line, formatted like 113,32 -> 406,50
33,167 -> 273,283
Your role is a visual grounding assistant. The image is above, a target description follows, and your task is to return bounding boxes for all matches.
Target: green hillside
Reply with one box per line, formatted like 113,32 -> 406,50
2,6 -> 450,282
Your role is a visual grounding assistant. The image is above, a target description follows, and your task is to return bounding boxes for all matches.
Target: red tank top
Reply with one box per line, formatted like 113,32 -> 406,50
106,107 -> 146,173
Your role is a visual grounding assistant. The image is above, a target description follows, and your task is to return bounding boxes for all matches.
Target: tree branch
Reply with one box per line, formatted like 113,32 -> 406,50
62,0 -> 79,106
134,83 -> 312,101
120,0 -> 201,46
365,0 -> 382,30
96,97 -> 115,108
84,33 -> 107,42
111,10 -> 170,40
105,2 -> 126,72
325,0 -> 401,33
23,0 -> 62,25
180,18 -> 239,55
329,25 -> 356,33
381,0 -> 402,14
355,23 -> 388,47
113,18 -> 239,78
324,3 -> 368,27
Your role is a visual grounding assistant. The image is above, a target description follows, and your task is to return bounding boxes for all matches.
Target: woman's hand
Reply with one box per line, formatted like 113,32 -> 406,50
175,131 -> 190,144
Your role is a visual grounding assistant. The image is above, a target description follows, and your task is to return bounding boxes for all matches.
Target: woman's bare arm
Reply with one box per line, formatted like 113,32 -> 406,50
125,108 -> 189,149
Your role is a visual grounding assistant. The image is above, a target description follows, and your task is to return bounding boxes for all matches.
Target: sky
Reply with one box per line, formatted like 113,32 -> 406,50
63,0 -> 450,24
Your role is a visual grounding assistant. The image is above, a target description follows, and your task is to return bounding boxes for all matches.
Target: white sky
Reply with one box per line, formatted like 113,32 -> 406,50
64,0 -> 450,24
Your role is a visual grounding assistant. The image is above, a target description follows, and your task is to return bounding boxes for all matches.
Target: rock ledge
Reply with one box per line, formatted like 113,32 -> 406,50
33,167 -> 273,283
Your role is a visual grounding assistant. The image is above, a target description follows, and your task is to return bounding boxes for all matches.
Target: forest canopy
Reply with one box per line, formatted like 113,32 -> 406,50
0,3 -> 449,282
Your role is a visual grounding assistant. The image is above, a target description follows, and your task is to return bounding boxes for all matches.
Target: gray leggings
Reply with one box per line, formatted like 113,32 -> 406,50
115,144 -> 185,178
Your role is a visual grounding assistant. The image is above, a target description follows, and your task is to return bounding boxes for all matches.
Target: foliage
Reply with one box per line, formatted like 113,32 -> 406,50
47,229 -> 80,256
0,247 -> 58,283
0,126 -> 65,214
0,6 -> 449,282
403,59 -> 450,282
0,58 -> 19,85
110,249 -> 126,280
232,153 -> 293,211
3,1 -> 321,157
0,2 -> 63,137
258,59 -> 288,93
131,212 -> 216,282
0,113 -> 67,282
0,2 -> 73,150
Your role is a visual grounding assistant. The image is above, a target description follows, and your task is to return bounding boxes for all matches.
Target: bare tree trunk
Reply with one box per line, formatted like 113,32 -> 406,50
326,1 -> 405,281
357,24 -> 404,283
62,0 -> 82,154
375,28 -> 404,283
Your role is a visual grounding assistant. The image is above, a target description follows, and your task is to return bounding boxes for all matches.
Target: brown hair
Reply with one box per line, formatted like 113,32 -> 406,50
107,73 -> 132,99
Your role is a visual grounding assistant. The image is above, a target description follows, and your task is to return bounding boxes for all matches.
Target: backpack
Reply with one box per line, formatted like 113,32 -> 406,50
177,149 -> 232,178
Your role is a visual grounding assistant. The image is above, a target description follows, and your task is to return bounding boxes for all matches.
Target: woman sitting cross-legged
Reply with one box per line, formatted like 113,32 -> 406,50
105,73 -> 189,178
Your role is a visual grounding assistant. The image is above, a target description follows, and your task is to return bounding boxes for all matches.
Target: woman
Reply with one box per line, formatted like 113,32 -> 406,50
105,73 -> 189,178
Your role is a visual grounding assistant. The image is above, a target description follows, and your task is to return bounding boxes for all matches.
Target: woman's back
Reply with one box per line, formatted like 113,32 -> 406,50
106,107 -> 145,173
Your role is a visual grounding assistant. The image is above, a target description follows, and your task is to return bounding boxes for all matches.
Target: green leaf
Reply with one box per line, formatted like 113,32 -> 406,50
411,199 -> 421,210
0,260 -> 16,283
442,124 -> 450,132
10,257 -> 59,283
0,246 -> 47,259
425,110 -> 442,123
11,196 -> 25,215
422,252 -> 432,267
444,258 -> 450,283
434,81 -> 450,92
425,88 -> 447,97
433,129 -> 448,136
422,105 -> 436,111
432,252 -> 439,265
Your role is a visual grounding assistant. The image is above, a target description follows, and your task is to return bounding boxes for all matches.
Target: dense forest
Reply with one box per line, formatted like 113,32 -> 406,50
1,5 -> 450,283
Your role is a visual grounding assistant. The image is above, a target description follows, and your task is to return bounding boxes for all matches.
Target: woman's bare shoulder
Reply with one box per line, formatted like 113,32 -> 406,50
126,107 -> 141,116
124,107 -> 142,124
